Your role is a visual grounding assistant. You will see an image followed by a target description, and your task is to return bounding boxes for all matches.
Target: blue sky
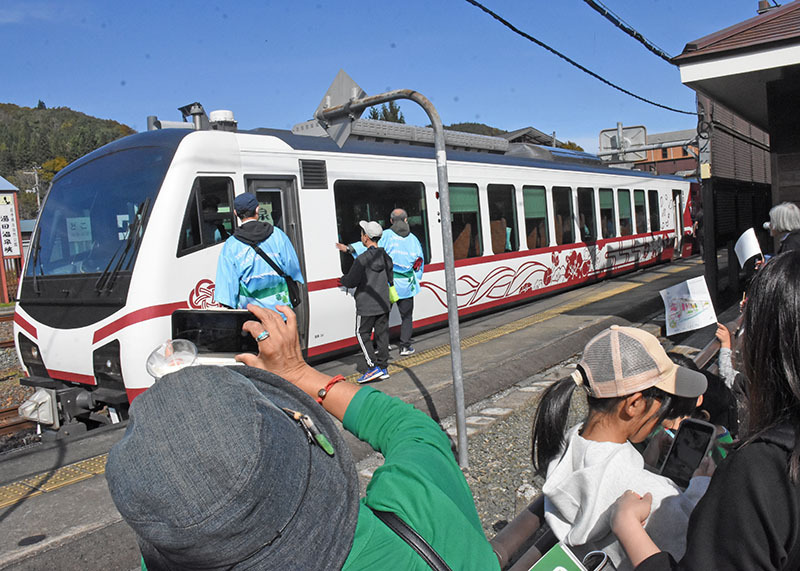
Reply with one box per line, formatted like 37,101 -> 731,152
1,1 -> 764,152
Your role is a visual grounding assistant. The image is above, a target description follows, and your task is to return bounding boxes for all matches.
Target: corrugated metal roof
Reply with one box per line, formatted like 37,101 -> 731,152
674,0 -> 800,62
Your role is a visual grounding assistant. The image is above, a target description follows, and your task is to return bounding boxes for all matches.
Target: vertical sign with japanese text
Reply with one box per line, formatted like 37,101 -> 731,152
0,193 -> 21,258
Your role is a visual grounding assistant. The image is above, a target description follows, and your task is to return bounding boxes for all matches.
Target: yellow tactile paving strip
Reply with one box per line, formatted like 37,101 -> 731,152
0,453 -> 108,509
1,260 -> 697,506
346,260 -> 696,382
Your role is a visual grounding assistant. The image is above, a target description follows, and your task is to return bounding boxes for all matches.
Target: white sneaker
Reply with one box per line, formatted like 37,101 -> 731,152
399,346 -> 416,356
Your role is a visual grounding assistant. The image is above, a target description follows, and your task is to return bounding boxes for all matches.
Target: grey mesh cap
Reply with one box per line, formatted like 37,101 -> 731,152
105,365 -> 359,570
578,325 -> 707,399
359,220 -> 383,239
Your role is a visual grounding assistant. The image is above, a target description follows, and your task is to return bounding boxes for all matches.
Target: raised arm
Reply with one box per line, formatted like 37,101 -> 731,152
235,304 -> 359,420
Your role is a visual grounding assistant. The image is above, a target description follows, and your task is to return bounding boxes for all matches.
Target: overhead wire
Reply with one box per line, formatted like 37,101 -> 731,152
462,0 -> 696,116
580,0 -> 673,63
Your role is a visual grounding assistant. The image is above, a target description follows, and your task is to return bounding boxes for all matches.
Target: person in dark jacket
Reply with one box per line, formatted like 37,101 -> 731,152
768,201 -> 800,255
611,250 -> 800,570
215,193 -> 304,312
339,220 -> 394,384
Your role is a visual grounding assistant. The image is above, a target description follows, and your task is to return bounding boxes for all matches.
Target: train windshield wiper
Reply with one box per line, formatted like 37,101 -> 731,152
30,226 -> 43,295
95,198 -> 151,295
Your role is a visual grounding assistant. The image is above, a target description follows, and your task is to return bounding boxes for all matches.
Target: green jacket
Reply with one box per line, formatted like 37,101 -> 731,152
342,388 -> 500,570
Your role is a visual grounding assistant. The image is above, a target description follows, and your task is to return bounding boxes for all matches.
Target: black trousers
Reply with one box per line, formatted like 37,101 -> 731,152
396,297 -> 414,349
356,312 -> 389,369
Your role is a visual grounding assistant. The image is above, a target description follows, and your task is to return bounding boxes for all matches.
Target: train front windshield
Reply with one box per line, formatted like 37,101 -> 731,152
28,146 -> 170,279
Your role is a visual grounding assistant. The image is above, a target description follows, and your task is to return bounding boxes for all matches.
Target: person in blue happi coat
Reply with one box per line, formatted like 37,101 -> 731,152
215,193 -> 304,312
337,208 -> 424,356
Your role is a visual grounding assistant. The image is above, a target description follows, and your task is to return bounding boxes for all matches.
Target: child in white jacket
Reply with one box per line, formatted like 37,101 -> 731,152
532,326 -> 712,570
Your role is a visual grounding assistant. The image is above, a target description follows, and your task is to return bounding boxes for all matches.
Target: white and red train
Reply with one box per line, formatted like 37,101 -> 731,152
13,106 -> 694,434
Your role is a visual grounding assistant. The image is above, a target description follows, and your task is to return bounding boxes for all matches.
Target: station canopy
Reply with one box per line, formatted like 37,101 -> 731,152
673,0 -> 800,131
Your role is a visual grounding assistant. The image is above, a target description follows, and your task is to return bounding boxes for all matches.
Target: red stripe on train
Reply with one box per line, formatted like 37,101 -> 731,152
126,387 -> 148,402
47,369 -> 96,385
306,253 -> 666,357
306,233 -> 674,291
93,301 -> 189,344
14,312 -> 37,339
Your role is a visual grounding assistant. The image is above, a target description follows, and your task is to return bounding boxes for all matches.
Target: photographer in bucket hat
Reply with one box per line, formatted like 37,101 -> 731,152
530,325 -> 711,570
106,303 -> 499,570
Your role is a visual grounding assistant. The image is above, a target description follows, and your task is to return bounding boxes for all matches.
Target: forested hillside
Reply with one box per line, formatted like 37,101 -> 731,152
0,102 -> 135,218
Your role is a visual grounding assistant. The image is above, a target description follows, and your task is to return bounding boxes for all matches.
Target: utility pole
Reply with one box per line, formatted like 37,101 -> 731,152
22,167 -> 41,209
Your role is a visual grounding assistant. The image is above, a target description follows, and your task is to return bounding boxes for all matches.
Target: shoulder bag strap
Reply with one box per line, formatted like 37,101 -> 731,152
369,508 -> 453,571
234,236 -> 287,278
251,244 -> 287,278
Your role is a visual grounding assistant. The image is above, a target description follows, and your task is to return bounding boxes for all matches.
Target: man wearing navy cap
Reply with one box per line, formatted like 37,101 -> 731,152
214,193 -> 304,311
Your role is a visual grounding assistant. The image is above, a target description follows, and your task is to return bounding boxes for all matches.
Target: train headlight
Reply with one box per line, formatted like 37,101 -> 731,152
93,340 -> 123,386
18,333 -> 47,377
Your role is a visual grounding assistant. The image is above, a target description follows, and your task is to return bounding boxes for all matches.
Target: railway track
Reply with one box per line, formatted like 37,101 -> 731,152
0,311 -> 14,348
0,405 -> 35,437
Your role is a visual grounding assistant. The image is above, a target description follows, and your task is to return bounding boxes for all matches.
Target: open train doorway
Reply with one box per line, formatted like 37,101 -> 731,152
246,177 -> 309,350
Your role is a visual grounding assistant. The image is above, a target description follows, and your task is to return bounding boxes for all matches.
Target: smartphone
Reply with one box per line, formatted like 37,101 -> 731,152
660,418 -> 716,488
171,309 -> 258,354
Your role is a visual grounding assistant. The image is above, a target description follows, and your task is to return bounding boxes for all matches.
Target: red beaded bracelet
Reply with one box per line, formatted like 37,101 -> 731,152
316,374 -> 346,404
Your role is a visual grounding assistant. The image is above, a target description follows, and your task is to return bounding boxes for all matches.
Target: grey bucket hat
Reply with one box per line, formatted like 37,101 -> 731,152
106,365 -> 359,570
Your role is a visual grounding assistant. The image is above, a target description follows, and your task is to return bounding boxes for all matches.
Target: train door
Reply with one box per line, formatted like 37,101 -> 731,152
672,189 -> 683,258
245,177 -> 309,349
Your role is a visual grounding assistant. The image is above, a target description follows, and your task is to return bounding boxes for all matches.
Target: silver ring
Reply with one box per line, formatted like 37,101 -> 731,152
256,330 -> 270,342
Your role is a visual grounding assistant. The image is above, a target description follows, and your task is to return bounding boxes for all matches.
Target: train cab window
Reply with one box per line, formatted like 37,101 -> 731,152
634,190 -> 647,233
648,190 -> 661,231
178,177 -> 234,257
577,188 -> 597,242
449,184 -> 482,260
618,189 -> 632,236
333,180 -> 430,273
599,188 -> 616,238
487,184 -> 518,254
523,185 -> 549,249
551,186 -> 574,245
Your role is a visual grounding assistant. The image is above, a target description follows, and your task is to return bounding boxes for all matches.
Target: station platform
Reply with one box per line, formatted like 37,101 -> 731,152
0,257 -> 725,570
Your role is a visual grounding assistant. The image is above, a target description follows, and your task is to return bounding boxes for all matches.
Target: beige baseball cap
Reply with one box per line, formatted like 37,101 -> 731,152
359,220 -> 383,240
576,325 -> 707,399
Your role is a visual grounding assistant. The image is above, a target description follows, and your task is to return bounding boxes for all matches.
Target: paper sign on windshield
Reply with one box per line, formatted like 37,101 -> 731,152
660,277 -> 717,336
734,228 -> 762,268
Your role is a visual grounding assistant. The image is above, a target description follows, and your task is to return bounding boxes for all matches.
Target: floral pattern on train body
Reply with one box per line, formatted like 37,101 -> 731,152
420,236 -> 670,309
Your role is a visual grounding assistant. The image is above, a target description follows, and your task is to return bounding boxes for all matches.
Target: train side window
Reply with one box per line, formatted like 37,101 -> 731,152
178,177 -> 234,257
634,189 -> 647,233
599,188 -> 616,238
523,185 -> 549,249
618,189 -> 632,236
487,184 -> 518,254
648,190 -> 660,231
333,180 -> 430,273
577,187 -> 596,242
551,186 -> 574,245
450,184 -> 482,260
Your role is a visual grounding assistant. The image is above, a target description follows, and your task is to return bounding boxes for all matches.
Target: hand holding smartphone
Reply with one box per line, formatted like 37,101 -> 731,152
659,418 -> 716,488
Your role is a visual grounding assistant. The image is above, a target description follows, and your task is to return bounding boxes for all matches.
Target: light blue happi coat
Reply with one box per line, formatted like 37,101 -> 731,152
351,229 -> 424,299
215,228 -> 304,310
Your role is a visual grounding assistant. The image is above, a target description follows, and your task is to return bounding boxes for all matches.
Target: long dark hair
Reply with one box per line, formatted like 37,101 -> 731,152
530,370 -> 694,476
742,250 -> 800,481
